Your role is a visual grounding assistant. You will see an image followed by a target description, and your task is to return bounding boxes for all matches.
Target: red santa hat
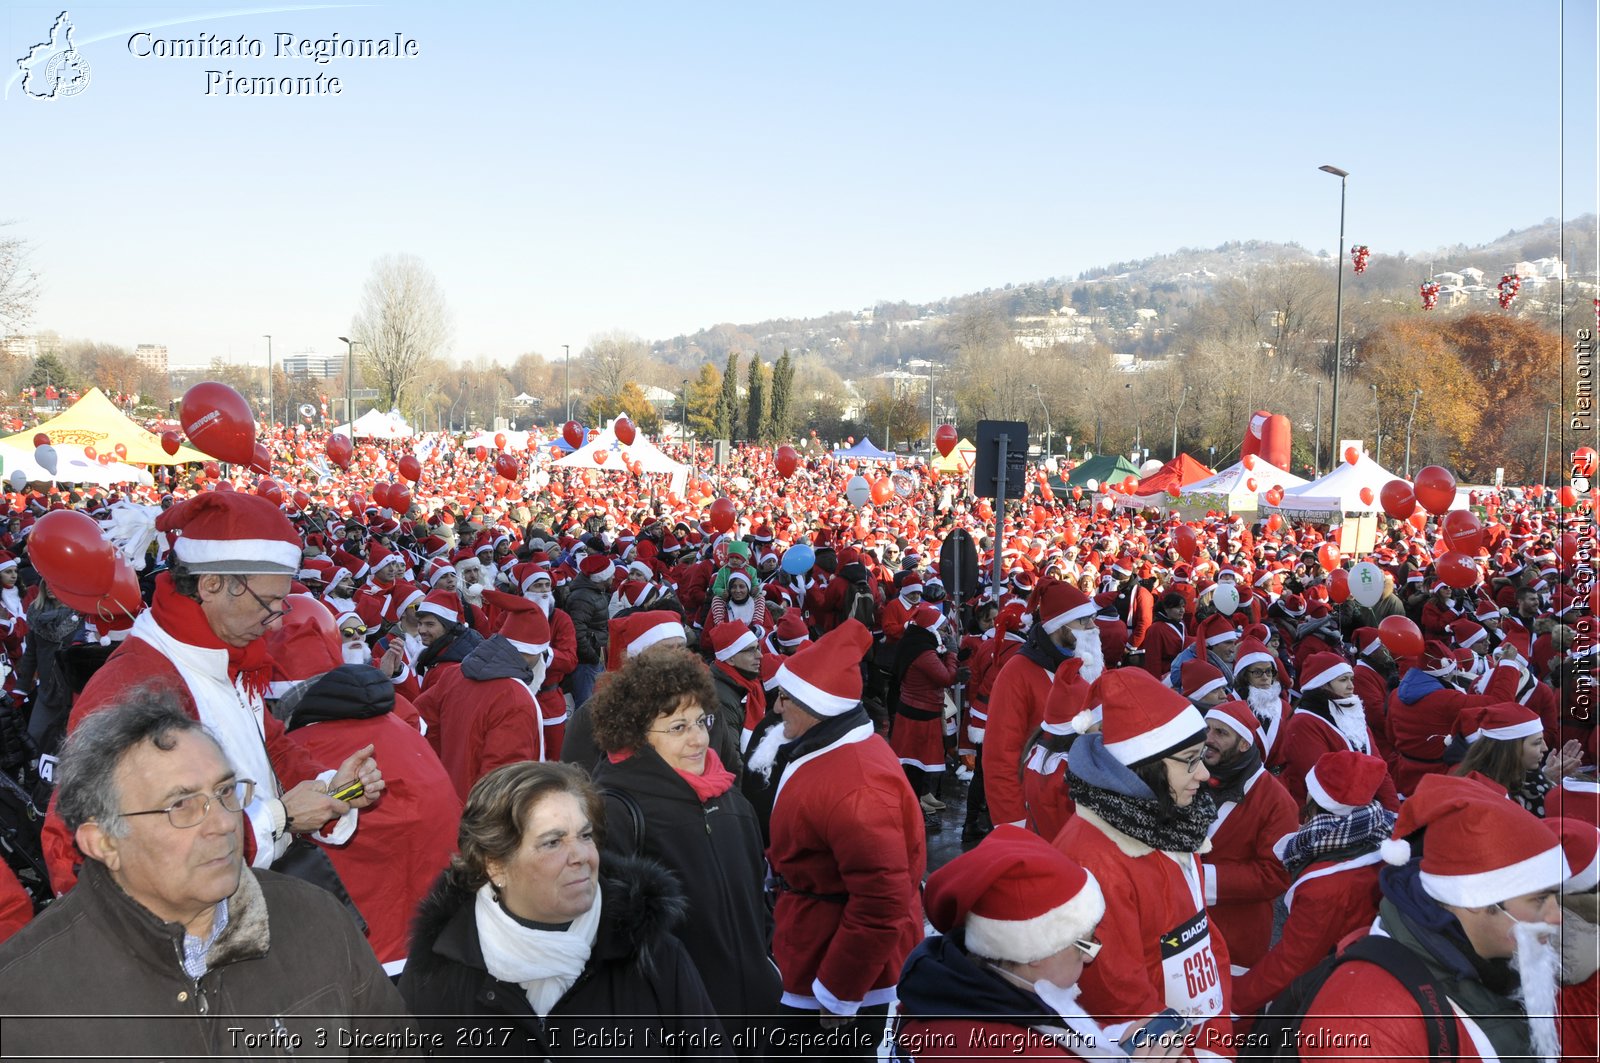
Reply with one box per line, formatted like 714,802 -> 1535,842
1196,613 -> 1241,647
1300,652 -> 1353,692
923,825 -> 1104,965
1231,639 -> 1275,678
607,610 -> 685,670
264,593 -> 343,698
579,554 -> 616,582
1552,817 -> 1600,892
1379,773 -> 1568,907
0,551 -> 19,573
416,588 -> 460,625
1352,627 -> 1383,656
896,573 -> 924,597
494,596 -> 551,656
771,609 -> 810,650
386,582 -> 425,622
1041,659 -> 1089,735
706,620 -> 759,662
1421,640 -> 1457,677
1036,581 -> 1095,634
912,604 -> 947,631
1204,699 -> 1261,750
1094,668 -> 1207,767
157,492 -> 303,576
1305,750 -> 1389,815
1180,660 -> 1229,702
1447,617 -> 1487,651
1473,599 -> 1501,624
775,618 -> 873,717
1455,702 -> 1542,745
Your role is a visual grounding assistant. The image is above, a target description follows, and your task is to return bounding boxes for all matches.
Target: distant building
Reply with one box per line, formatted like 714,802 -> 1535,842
134,343 -> 168,373
1,335 -> 38,361
1459,266 -> 1485,284
1432,271 -> 1465,288
282,350 -> 342,379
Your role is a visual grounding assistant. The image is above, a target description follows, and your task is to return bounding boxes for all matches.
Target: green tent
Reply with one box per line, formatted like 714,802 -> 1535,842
1050,454 -> 1141,500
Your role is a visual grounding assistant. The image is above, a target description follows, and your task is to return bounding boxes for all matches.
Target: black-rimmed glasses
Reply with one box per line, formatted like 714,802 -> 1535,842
235,580 -> 291,624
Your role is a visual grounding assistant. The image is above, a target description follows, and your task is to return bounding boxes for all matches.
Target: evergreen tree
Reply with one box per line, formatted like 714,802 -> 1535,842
746,355 -> 768,443
686,361 -> 722,437
23,352 -> 74,392
770,348 -> 794,441
715,351 -> 740,440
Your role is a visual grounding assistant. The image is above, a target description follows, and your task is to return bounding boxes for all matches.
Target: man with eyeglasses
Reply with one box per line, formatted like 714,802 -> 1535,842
43,492 -> 385,895
0,693 -> 414,1055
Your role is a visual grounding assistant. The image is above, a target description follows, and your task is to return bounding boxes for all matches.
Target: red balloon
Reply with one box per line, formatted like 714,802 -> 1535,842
775,445 -> 799,479
214,480 -> 235,492
1359,486 -> 1375,506
1167,484 -> 1181,499
1245,478 -> 1257,492
1071,486 -> 1083,502
83,446 -> 97,461
1378,615 -> 1424,657
1242,454 -> 1256,471
1317,543 -> 1341,572
1344,446 -> 1360,465
495,454 -> 520,481
1573,447 -> 1598,478
389,484 -> 412,512
256,478 -> 283,506
97,454 -> 112,465
1379,480 -> 1416,520
326,434 -> 353,470
398,455 -> 422,482
159,430 -> 181,457
1557,533 -> 1581,565
474,445 -> 488,462
494,432 -> 507,450
935,424 -> 958,458
1266,485 -> 1285,506
1174,525 -> 1199,560
1265,513 -> 1283,532
292,489 -> 311,510
1409,512 -> 1428,532
709,497 -> 736,533
180,381 -> 257,466
593,450 -> 608,466
1413,465 -> 1456,516
32,433 -> 49,447
30,510 -> 117,598
372,481 -> 391,508
1329,569 -> 1350,604
1436,551 -> 1479,590
54,555 -> 143,626
1440,510 -> 1483,554
114,443 -> 127,460
550,446 -> 563,459
249,441 -> 272,476
870,477 -> 894,505
563,421 -> 584,449
614,416 -> 636,446
203,461 -> 221,479
1557,485 -> 1578,507
350,492 -> 367,513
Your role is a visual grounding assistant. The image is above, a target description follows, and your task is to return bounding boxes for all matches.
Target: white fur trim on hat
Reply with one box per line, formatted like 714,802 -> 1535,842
775,662 -> 857,717
1041,602 -> 1096,634
1418,844 -> 1569,909
417,600 -> 459,624
1233,649 -> 1274,674
1103,703 -> 1207,766
1189,676 -> 1229,702
963,872 -> 1105,966
1301,659 -> 1354,691
1305,766 -> 1357,816
506,636 -> 551,656
1474,717 -> 1542,744
173,536 -> 302,575
1205,706 -> 1255,747
713,628 -> 759,662
627,620 -> 684,658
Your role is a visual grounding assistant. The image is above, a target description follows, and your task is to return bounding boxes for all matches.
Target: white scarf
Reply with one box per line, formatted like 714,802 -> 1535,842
474,882 -> 601,1017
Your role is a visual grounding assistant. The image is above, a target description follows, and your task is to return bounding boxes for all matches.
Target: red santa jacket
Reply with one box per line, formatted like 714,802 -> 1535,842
1202,764 -> 1298,968
983,634 -> 1064,826
1022,736 -> 1074,843
412,640 -> 546,800
1094,617 -> 1128,669
1140,619 -> 1186,682
1272,709 -> 1400,812
1419,597 -> 1458,642
1052,807 -> 1235,1057
1350,661 -> 1396,772
879,597 -> 917,652
0,863 -> 31,945
802,573 -> 847,634
1123,584 -> 1154,649
1385,663 -> 1521,795
535,607 -> 579,759
967,632 -> 1024,745
767,722 -> 926,1013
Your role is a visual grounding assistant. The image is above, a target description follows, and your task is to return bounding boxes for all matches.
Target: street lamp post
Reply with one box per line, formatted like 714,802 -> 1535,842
927,363 -> 935,456
1319,164 -> 1350,454
1542,402 -> 1557,490
1032,385 -> 1052,458
1171,385 -> 1190,461
1404,388 -> 1422,477
563,345 -> 571,421
1370,383 -> 1380,465
262,334 -> 272,431
338,336 -> 354,428
1313,381 -> 1323,473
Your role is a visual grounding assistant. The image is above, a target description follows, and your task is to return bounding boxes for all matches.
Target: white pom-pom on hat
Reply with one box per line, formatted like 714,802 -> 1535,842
1380,838 -> 1412,866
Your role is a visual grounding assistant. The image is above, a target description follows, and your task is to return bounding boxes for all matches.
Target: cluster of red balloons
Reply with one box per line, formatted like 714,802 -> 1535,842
29,510 -> 140,628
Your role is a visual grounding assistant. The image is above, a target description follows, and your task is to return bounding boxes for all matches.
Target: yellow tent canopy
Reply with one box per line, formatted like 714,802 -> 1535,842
932,437 -> 977,474
1,387 -> 207,464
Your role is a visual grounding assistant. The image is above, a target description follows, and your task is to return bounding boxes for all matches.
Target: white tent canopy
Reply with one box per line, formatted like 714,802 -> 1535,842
0,442 -> 153,486
463,429 -> 534,451
553,421 -> 689,498
1268,452 -> 1405,515
1179,460 -> 1309,514
333,410 -> 414,439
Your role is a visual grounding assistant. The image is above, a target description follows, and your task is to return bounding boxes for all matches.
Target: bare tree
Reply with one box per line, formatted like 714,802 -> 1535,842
582,330 -> 649,401
349,253 -> 453,412
0,223 -> 40,333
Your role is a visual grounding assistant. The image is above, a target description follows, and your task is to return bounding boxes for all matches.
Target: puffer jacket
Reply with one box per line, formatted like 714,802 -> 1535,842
401,855 -> 729,1060
564,575 -> 611,665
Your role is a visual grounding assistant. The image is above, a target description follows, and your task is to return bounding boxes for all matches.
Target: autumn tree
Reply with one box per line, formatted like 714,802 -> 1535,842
582,331 -> 648,400
770,349 -> 795,441
1357,318 -> 1486,475
746,355 -> 769,442
715,352 -> 740,440
348,253 -> 453,412
859,380 -> 922,448
589,381 -> 662,434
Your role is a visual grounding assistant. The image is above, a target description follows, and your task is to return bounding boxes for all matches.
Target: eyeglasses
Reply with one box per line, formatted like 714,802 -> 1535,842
339,624 -> 368,638
1165,751 -> 1206,774
122,779 -> 255,829
650,713 -> 715,738
1072,935 -> 1102,961
234,580 -> 291,624
1242,667 -> 1276,680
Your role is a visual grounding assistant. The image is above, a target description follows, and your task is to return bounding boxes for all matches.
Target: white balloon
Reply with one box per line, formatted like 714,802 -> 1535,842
1085,479 -> 1099,492
1139,459 -> 1164,477
34,444 -> 56,476
1349,561 -> 1385,608
845,474 -> 872,508
1212,583 -> 1240,616
7,469 -> 25,492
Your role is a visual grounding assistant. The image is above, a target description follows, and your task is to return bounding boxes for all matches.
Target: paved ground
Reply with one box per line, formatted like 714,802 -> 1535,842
921,768 -> 979,871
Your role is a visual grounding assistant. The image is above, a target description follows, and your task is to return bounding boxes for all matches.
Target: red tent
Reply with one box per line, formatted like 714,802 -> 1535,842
1131,454 -> 1215,497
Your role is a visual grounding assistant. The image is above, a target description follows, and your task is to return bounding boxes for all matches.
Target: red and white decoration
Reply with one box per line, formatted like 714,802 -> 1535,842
1497,272 -> 1521,310
1419,280 -> 1441,310
1349,245 -> 1370,274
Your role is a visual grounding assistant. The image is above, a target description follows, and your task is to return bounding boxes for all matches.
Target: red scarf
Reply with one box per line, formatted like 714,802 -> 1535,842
607,746 -> 736,802
151,574 -> 274,700
713,658 -> 766,735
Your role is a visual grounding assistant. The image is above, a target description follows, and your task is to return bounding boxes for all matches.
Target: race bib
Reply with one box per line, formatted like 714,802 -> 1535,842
1158,910 -> 1223,1020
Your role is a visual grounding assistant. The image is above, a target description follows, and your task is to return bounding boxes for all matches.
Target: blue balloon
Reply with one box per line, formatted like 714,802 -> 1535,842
781,544 -> 816,575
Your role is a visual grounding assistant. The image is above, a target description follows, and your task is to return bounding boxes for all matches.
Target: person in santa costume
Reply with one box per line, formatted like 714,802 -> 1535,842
704,619 -> 765,775
563,553 -> 614,707
746,619 -> 925,1061
559,610 -> 687,771
519,568 -> 577,761
1388,639 -> 1523,796
1021,658 -> 1090,843
1140,593 -> 1188,682
986,580 -> 1102,829
1051,668 -> 1236,1058
1348,626 -> 1400,770
1166,613 -> 1239,690
1226,639 -> 1287,765
895,825 -> 1186,1061
42,491 -> 384,894
891,605 -> 960,827
412,599 -> 553,799
1301,773 -> 1570,1062
1552,817 -> 1599,1063
1448,702 -> 1585,819
1231,751 -> 1393,1017
1272,652 -> 1400,811
1197,700 -> 1296,971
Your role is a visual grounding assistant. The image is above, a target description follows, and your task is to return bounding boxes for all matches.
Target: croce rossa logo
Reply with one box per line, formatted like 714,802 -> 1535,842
16,10 -> 91,99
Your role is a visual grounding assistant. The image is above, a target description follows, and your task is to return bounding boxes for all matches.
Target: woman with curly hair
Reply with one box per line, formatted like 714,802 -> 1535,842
587,647 -> 781,1040
401,761 -> 726,1058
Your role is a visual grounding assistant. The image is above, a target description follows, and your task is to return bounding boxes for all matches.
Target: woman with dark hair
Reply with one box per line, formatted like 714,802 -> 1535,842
1449,702 -> 1584,818
1051,668 -> 1235,1056
17,579 -> 83,754
890,605 -> 959,826
1271,652 -> 1399,811
586,647 -> 780,1035
401,761 -> 726,1059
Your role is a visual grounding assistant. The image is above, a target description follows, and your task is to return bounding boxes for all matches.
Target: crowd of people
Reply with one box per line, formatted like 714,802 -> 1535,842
0,419 -> 1593,1060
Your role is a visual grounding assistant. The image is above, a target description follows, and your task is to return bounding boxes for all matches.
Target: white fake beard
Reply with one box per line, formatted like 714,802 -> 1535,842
342,643 -> 370,666
1328,695 -> 1369,752
745,723 -> 791,783
1509,919 -> 1563,1063
530,591 -> 555,617
1247,683 -> 1283,727
1072,626 -> 1105,684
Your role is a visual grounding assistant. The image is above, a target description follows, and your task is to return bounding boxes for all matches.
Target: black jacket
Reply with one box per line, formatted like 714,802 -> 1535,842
563,576 -> 611,665
705,667 -> 754,777
417,625 -> 483,681
460,634 -> 536,683
278,663 -> 393,727
589,747 -> 780,1022
401,856 -> 729,1060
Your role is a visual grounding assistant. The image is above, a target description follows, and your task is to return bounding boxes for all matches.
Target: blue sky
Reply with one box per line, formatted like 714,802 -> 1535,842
4,1 -> 1595,368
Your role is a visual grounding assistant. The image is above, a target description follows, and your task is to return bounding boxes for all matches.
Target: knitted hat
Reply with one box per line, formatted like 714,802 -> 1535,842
775,618 -> 873,717
1180,660 -> 1229,702
264,593 -> 343,698
923,825 -> 1104,965
157,492 -> 302,576
1094,668 -> 1207,767
1037,581 -> 1095,634
1196,613 -> 1241,647
416,588 -> 460,626
706,620 -> 759,662
1379,774 -> 1568,907
1305,751 -> 1389,815
1204,700 -> 1261,749
1455,702 -> 1541,745
1552,817 -> 1600,892
1300,652 -> 1353,691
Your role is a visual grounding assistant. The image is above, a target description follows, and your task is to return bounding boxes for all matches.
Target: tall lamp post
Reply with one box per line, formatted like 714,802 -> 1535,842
563,345 -> 571,420
1319,164 -> 1350,454
338,336 -> 354,429
1541,402 -> 1558,490
262,334 -> 272,432
1404,388 -> 1422,477
1032,384 -> 1051,458
1171,385 -> 1190,461
1370,383 -> 1380,465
